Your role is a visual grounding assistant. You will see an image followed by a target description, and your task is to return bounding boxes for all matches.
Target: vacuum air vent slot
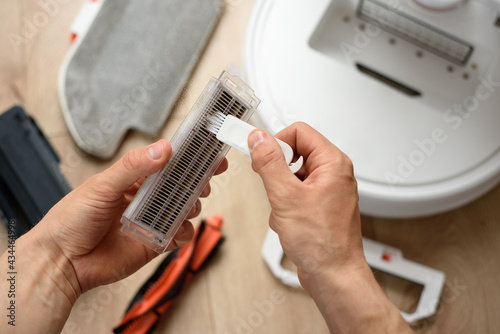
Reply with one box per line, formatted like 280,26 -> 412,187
356,63 -> 422,97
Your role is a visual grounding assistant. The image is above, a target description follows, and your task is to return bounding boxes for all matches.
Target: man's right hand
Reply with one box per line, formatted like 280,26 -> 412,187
248,122 -> 413,334
248,122 -> 366,285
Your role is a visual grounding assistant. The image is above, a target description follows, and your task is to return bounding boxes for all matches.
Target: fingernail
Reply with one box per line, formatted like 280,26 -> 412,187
248,130 -> 266,151
147,141 -> 164,160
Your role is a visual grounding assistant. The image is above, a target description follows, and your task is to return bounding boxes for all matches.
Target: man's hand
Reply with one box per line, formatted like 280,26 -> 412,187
248,123 -> 413,334
248,123 -> 365,284
0,139 -> 226,333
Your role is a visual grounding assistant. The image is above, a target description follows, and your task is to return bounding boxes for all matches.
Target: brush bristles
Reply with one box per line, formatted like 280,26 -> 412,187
206,112 -> 226,135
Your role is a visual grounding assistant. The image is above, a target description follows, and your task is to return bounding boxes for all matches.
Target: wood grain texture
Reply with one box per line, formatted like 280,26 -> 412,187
1,0 -> 499,333
0,0 -> 24,111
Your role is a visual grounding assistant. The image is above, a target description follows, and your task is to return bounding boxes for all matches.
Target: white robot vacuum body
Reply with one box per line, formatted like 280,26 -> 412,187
245,0 -> 500,218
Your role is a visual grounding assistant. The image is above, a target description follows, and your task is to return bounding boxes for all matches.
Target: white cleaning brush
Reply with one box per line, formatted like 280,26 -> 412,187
206,112 -> 303,173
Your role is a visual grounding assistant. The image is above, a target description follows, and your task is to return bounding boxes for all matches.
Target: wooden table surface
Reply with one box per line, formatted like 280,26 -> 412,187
1,1 -> 499,333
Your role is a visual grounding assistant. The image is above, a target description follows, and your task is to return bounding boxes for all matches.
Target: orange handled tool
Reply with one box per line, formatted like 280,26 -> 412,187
114,215 -> 224,334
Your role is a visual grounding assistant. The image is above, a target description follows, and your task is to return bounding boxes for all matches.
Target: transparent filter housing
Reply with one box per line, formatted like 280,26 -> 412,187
121,71 -> 260,253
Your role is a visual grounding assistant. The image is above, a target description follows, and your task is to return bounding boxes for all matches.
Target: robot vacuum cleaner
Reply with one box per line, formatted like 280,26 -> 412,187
244,0 -> 500,218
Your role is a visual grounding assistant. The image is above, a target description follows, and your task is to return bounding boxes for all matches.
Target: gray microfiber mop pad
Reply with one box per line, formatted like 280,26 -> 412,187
59,0 -> 223,158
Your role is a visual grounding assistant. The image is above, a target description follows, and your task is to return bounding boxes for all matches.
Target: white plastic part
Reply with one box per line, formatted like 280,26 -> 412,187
212,114 -> 304,173
261,228 -> 446,322
70,0 -> 103,40
261,229 -> 301,288
362,238 -> 445,322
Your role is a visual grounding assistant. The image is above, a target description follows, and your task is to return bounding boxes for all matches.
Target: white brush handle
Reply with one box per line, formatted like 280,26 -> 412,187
216,115 -> 303,173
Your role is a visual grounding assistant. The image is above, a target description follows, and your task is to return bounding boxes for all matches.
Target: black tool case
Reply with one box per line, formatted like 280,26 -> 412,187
0,106 -> 71,237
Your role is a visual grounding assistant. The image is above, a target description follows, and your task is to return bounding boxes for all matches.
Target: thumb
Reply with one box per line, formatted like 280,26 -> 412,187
248,130 -> 296,192
98,139 -> 172,194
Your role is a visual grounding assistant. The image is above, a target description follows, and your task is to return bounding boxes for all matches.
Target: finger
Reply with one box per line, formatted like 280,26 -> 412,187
186,200 -> 202,219
275,122 -> 334,156
135,176 -> 147,187
97,140 -> 172,195
168,220 -> 195,249
248,129 -> 298,192
123,181 -> 142,203
200,184 -> 211,198
215,158 -> 228,175
275,122 -> 345,173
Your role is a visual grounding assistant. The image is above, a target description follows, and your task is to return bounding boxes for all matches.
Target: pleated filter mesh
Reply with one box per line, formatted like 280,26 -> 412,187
136,88 -> 247,234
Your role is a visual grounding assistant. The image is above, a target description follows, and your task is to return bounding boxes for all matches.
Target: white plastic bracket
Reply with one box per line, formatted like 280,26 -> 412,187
261,228 -> 446,322
70,0 -> 104,42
